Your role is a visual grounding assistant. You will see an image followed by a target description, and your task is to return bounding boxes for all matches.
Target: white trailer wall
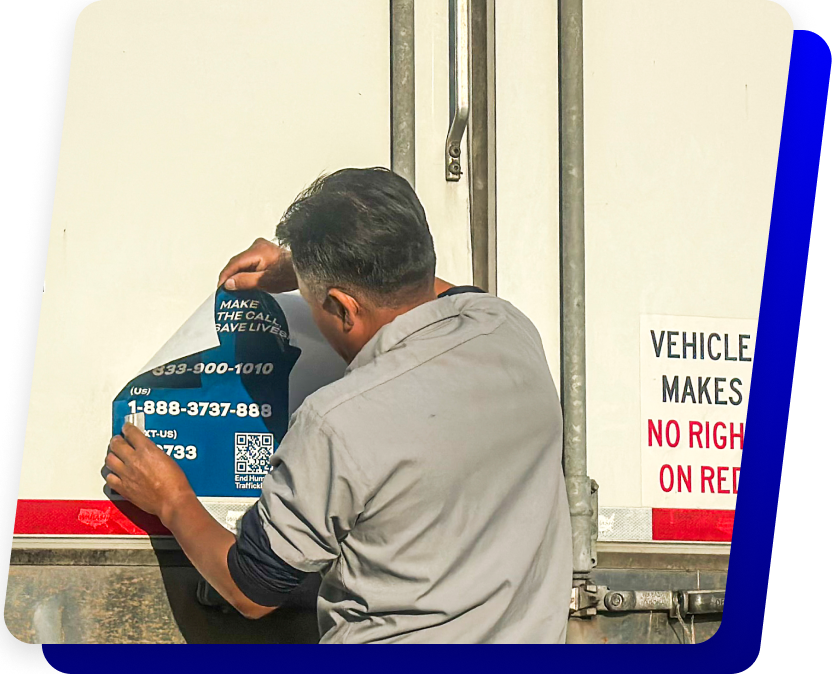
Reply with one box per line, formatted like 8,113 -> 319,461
20,0 -> 392,500
583,0 -> 793,513
494,0 -> 562,379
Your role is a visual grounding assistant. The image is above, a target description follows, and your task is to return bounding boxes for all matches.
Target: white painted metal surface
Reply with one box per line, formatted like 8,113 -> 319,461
583,0 -> 793,511
19,0 -> 390,501
414,0 -> 473,284
494,0 -> 562,378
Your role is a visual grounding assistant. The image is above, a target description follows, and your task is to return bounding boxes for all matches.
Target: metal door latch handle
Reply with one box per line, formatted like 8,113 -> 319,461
446,0 -> 470,181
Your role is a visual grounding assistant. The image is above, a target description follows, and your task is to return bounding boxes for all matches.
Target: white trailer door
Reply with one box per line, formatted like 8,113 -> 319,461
583,0 -> 793,544
17,0 -> 394,532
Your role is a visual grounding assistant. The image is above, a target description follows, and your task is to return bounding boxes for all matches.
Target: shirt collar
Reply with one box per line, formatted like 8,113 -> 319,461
346,296 -> 465,374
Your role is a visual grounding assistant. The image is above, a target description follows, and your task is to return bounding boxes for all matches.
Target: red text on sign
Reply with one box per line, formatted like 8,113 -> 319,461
648,420 -> 744,449
659,464 -> 740,494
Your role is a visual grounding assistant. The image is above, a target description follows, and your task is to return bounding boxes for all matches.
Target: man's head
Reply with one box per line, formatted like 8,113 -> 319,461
276,167 -> 437,362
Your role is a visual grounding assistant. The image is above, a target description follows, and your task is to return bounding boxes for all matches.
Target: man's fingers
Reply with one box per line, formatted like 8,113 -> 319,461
121,422 -> 151,450
223,271 -> 264,291
218,239 -> 274,287
105,473 -> 123,492
218,239 -> 283,288
218,253 -> 259,288
105,451 -> 127,477
109,434 -> 135,461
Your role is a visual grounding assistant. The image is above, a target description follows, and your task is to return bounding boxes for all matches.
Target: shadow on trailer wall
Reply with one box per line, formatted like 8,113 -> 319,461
5,544 -> 321,644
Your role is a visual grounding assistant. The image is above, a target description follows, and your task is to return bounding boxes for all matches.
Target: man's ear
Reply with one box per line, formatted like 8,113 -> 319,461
325,288 -> 361,331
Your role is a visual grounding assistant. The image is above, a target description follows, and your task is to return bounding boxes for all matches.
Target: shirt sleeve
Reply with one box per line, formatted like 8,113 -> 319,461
244,405 -> 371,575
227,505 -> 308,607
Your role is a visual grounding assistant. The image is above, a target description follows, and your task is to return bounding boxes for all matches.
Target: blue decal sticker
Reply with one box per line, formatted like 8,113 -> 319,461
112,288 -> 300,498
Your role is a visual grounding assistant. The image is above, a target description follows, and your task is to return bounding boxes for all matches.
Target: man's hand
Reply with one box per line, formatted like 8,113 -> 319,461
106,423 -> 196,525
218,238 -> 298,293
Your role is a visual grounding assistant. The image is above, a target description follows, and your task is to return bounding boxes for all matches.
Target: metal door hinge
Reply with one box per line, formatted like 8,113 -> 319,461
569,580 -> 607,618
595,588 -> 725,617
570,583 -> 725,619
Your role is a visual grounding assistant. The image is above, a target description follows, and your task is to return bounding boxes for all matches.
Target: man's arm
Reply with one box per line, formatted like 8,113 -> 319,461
170,498 -> 277,619
220,237 -> 456,297
162,496 -> 277,620
106,424 -> 277,619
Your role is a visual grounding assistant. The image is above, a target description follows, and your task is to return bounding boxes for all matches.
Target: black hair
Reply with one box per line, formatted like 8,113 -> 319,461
275,167 -> 436,306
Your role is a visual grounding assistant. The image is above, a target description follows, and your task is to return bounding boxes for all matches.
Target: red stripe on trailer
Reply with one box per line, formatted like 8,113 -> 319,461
15,500 -> 735,543
652,508 -> 734,542
14,500 -> 169,536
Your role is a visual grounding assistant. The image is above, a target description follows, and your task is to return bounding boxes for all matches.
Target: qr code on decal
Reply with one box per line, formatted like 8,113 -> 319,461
234,433 -> 275,476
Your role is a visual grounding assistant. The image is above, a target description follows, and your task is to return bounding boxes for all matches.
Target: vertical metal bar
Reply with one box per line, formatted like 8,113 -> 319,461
468,0 -> 496,293
391,0 -> 416,187
446,0 -> 471,181
486,0 -> 497,294
559,0 -> 596,577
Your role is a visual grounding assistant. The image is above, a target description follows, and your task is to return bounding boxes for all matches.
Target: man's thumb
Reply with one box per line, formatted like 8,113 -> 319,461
224,271 -> 263,291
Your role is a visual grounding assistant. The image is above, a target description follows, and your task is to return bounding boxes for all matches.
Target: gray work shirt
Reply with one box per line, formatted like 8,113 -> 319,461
252,291 -> 572,643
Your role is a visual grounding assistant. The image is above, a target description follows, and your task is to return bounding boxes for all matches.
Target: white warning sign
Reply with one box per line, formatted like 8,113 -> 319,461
640,314 -> 756,510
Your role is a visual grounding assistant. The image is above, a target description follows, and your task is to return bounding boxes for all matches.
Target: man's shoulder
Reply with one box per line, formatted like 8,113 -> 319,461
293,363 -> 383,423
296,293 -> 546,422
449,292 -> 544,343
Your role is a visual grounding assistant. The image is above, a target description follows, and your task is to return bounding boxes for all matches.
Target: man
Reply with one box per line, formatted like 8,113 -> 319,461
106,167 -> 572,643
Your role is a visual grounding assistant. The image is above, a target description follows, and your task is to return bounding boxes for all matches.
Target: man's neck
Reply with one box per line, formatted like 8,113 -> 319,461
374,292 -> 438,326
